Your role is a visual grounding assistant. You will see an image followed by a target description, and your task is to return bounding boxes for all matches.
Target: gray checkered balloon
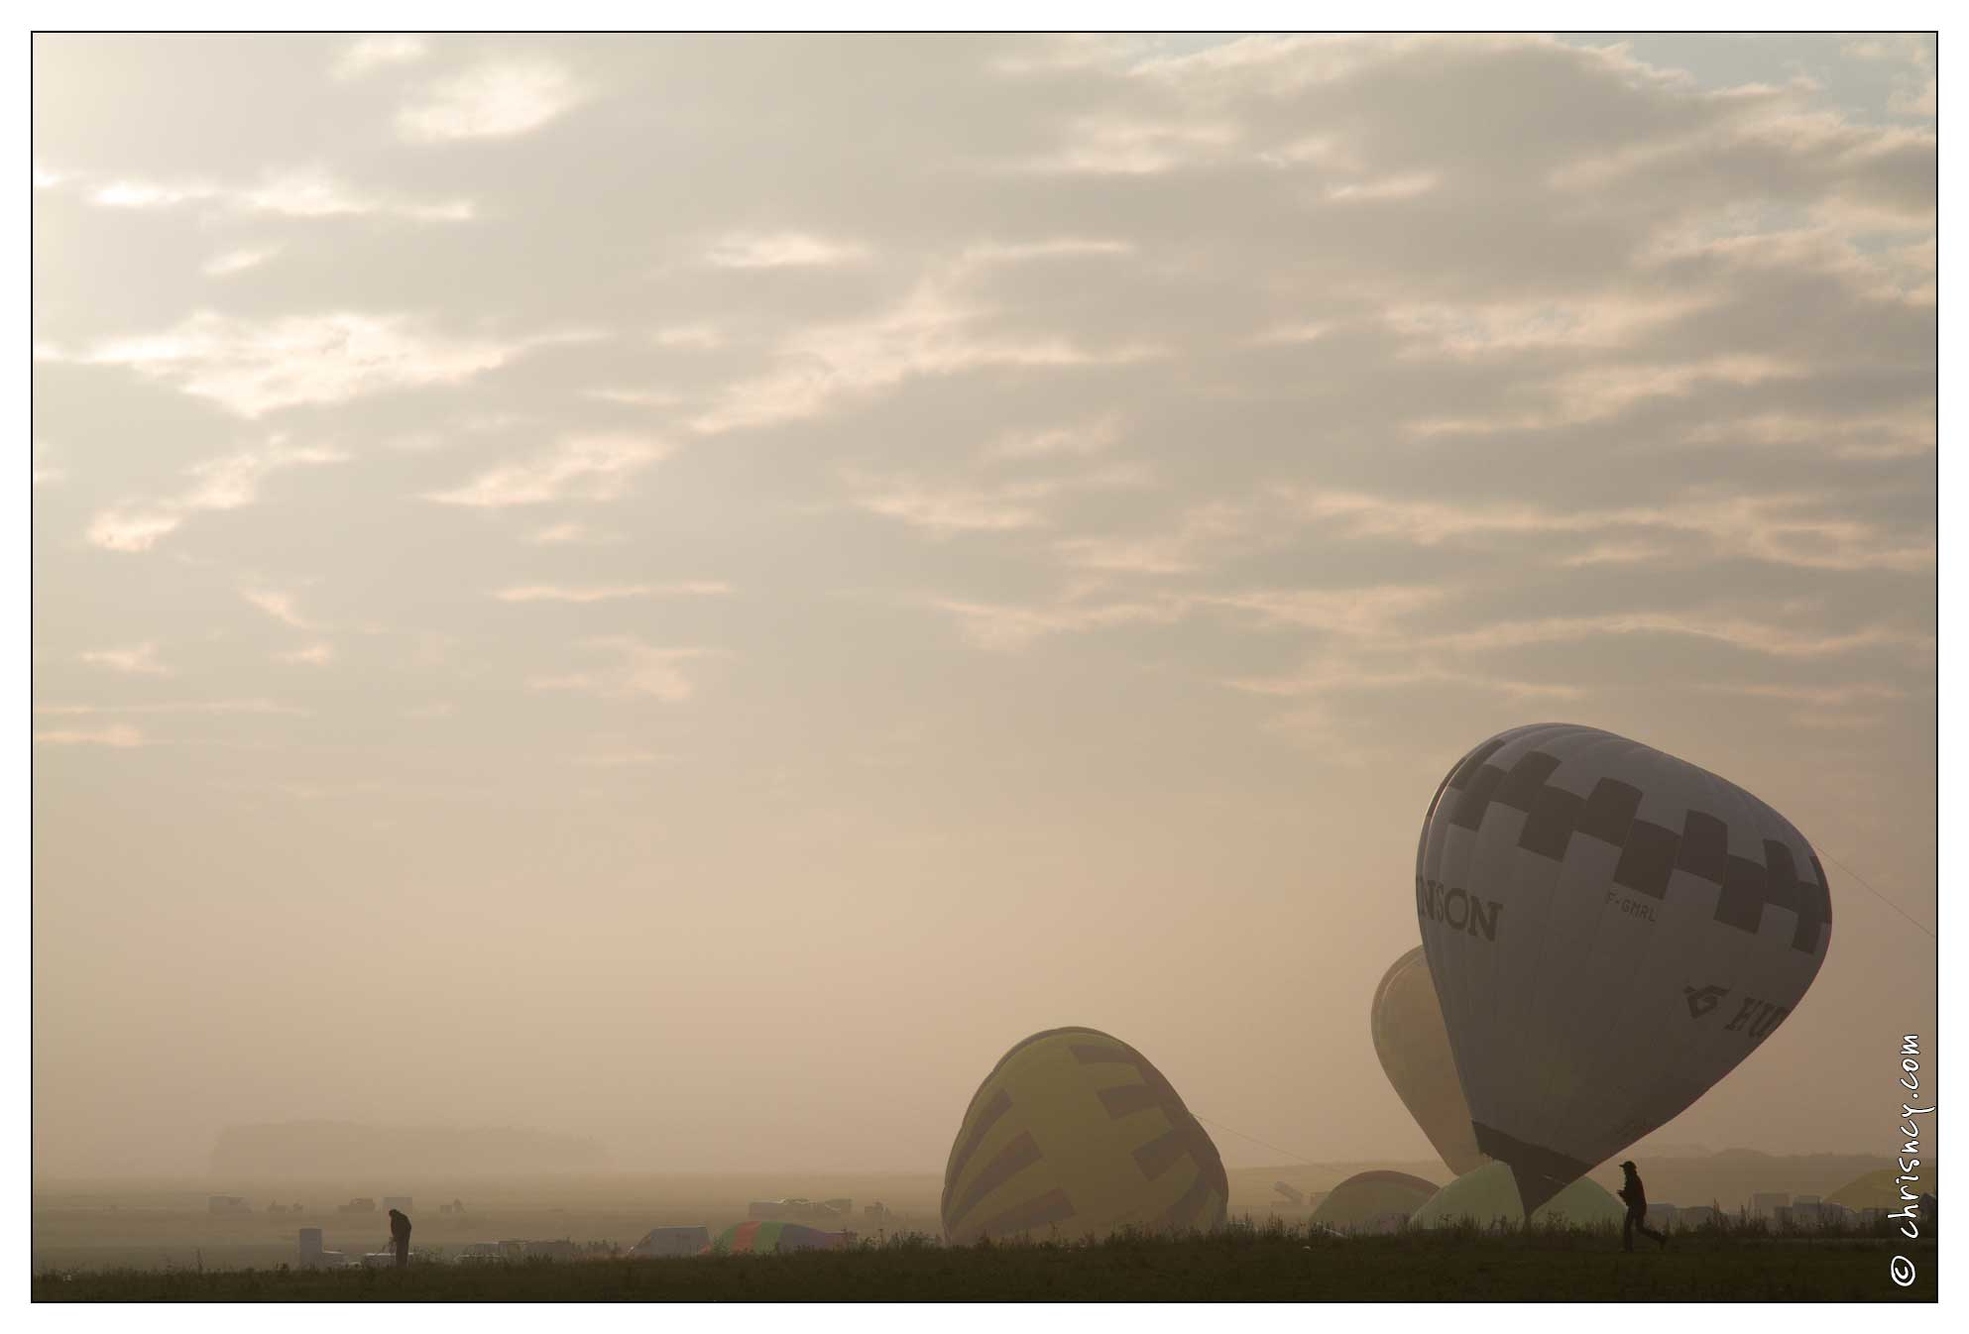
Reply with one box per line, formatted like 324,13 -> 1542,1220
1415,723 -> 1832,1211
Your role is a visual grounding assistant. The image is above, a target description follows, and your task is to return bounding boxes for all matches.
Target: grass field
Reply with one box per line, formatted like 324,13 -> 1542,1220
33,1223 -> 1938,1302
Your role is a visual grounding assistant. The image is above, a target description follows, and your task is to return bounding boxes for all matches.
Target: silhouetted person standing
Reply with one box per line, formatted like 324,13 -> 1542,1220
388,1208 -> 412,1268
1617,1161 -> 1667,1251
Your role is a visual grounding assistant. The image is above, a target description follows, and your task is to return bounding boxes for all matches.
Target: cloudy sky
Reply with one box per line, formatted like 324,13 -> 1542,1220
32,33 -> 1934,1178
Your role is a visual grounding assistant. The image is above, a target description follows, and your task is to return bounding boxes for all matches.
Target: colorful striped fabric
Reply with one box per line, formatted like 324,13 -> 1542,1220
706,1221 -> 852,1255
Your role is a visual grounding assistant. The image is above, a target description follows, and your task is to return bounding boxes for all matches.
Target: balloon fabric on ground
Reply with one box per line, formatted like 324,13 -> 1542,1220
1371,946 -> 1485,1176
1409,1162 -> 1626,1230
707,1221 -> 851,1255
1308,1170 -> 1440,1234
941,1027 -> 1228,1245
1416,724 -> 1832,1210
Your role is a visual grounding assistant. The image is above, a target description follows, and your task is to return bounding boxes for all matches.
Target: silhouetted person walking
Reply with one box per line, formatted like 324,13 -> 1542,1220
1617,1161 -> 1667,1251
388,1208 -> 412,1268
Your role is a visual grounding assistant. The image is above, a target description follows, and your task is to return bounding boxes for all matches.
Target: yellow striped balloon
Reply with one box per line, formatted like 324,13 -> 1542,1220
942,1027 -> 1228,1245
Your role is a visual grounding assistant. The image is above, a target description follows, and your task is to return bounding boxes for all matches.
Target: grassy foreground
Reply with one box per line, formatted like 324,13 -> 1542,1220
34,1224 -> 1937,1302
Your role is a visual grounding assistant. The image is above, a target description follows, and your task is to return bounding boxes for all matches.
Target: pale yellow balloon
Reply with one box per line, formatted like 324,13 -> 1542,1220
942,1027 -> 1227,1245
1372,946 -> 1486,1176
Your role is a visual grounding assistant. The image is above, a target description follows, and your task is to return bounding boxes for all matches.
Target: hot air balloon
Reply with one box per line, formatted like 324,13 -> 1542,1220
1826,1169 -> 1901,1212
1372,946 -> 1485,1176
1409,1162 -> 1625,1230
1309,1169 -> 1439,1234
941,1026 -> 1228,1245
1416,723 -> 1831,1211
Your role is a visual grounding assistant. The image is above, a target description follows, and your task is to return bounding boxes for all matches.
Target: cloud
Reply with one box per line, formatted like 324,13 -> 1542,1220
690,261 -> 1166,434
1641,204 -> 1935,306
1198,585 -> 1447,637
334,35 -> 429,80
1325,172 -> 1438,203
1890,77 -> 1936,118
185,444 -> 347,510
956,238 -> 1136,265
85,169 -> 473,222
1546,79 -> 1933,224
923,575 -> 1446,655
927,594 -> 1191,652
529,638 -> 723,702
585,387 -> 685,408
981,414 -> 1123,463
569,748 -> 673,767
1696,680 -> 1907,707
1843,35 -> 1935,118
33,441 -> 63,487
68,312 -> 515,417
988,34 -> 1160,77
705,232 -> 869,269
35,725 -> 145,748
89,180 -> 218,208
404,701 -> 456,719
34,699 -> 306,717
240,170 -> 475,222
1382,293 -> 1708,357
86,441 -> 348,552
1683,410 -> 1935,461
1053,501 -> 1261,576
1689,678 -> 1916,731
1021,114 -> 1242,175
1275,485 -> 1933,573
241,589 -> 320,631
203,247 -> 279,278
274,643 -> 335,666
1247,321 -> 1332,346
843,463 -> 1154,537
844,477 -> 1047,536
1421,611 -> 1932,661
429,434 -> 666,507
87,509 -> 183,553
494,582 -> 730,603
397,60 -> 584,143
652,325 -> 727,350
28,33 -> 1937,865
1226,658 -> 1586,702
1407,356 -> 1805,435
80,642 -> 171,676
525,522 -> 607,545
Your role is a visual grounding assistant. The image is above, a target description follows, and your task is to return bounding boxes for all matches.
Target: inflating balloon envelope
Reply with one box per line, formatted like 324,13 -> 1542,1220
1371,946 -> 1485,1177
1415,723 -> 1832,1210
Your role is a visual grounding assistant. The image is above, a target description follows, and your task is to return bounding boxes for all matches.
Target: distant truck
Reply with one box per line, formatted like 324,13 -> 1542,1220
337,1198 -> 377,1214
